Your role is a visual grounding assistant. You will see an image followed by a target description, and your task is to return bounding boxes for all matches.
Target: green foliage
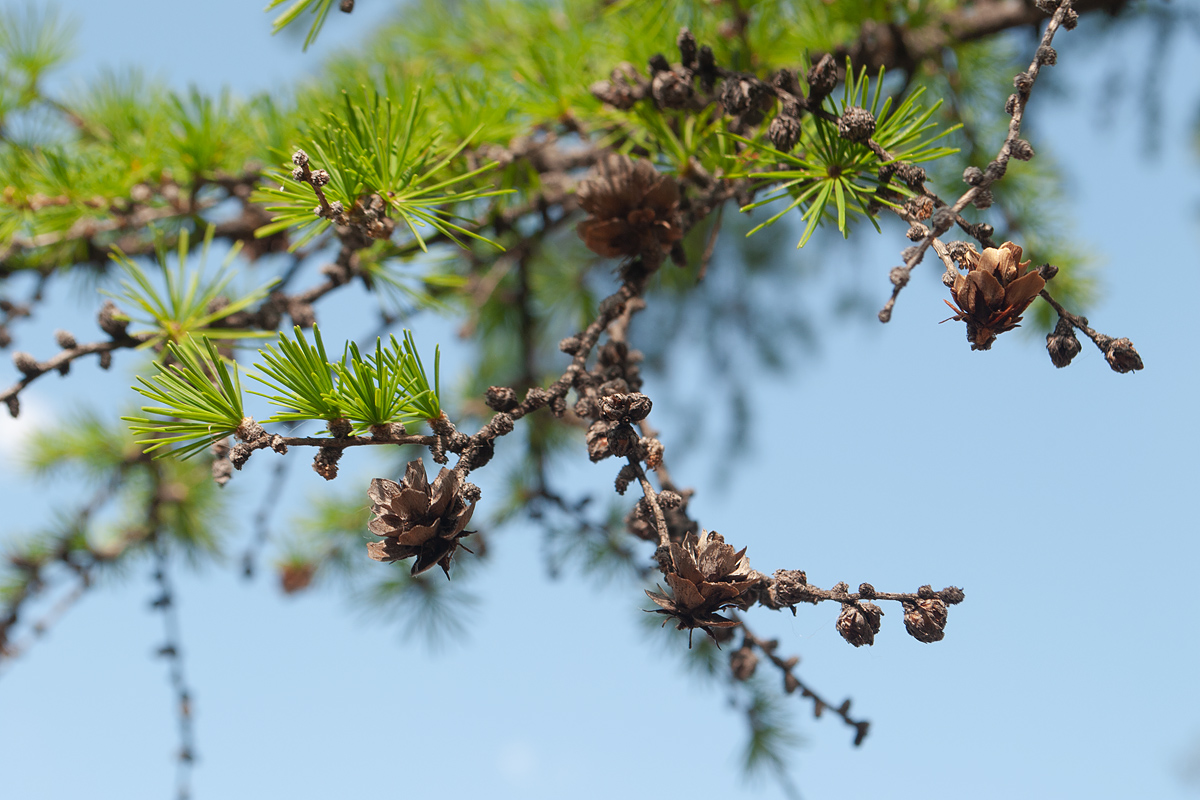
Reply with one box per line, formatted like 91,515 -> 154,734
742,681 -> 802,780
0,3 -> 75,103
167,87 -> 243,180
69,67 -> 170,153
327,331 -> 441,432
251,325 -> 442,430
365,565 -> 478,645
108,225 -> 278,351
264,0 -> 339,51
21,410 -> 135,478
1022,234 -> 1097,332
639,601 -> 726,678
249,325 -> 342,423
252,90 -> 509,251
625,104 -> 734,176
124,336 -> 246,460
0,145 -> 113,250
730,61 -> 960,247
352,241 -> 467,316
281,490 -> 371,576
129,456 -> 229,559
748,0 -> 959,56
125,320 -> 443,459
538,499 -> 647,585
128,324 -> 444,457
11,413 -> 230,567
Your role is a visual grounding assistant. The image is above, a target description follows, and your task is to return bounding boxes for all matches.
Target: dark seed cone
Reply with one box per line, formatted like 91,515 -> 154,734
366,460 -> 477,578
768,102 -> 802,152
903,598 -> 948,643
651,69 -> 694,109
589,63 -> 646,110
576,154 -> 683,267
836,602 -> 883,647
598,392 -> 652,423
729,645 -> 758,681
645,530 -> 765,643
626,496 -> 697,543
837,106 -> 876,142
279,562 -> 316,594
1103,337 -> 1144,373
586,420 -> 615,462
676,28 -> 697,68
1046,317 -> 1082,368
805,53 -> 837,101
98,300 -> 131,338
944,241 -> 1045,351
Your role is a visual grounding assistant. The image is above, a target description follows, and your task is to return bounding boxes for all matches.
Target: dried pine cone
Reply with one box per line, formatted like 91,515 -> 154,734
279,562 -> 316,594
651,69 -> 694,109
366,460 -> 476,577
598,392 -> 652,423
903,598 -> 948,643
729,645 -> 758,681
805,54 -> 837,101
837,106 -> 876,142
626,497 -> 697,543
1103,337 -> 1144,373
576,154 -> 683,267
768,99 -> 802,152
836,602 -> 883,647
944,241 -> 1045,351
586,420 -> 615,462
590,64 -> 647,110
1046,317 -> 1082,368
646,530 -> 762,643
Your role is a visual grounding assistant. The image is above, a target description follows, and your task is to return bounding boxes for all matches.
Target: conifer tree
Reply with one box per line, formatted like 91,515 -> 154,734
0,1 -> 1169,796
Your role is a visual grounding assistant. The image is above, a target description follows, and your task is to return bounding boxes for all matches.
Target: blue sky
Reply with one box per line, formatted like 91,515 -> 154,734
1,2 -> 1198,799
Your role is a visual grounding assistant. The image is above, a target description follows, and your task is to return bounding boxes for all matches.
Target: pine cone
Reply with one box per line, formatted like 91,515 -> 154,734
944,241 -> 1045,350
279,562 -> 316,594
1103,337 -> 1143,373
576,154 -> 683,266
1046,317 -> 1082,368
366,460 -> 476,577
836,602 -> 883,647
903,598 -> 948,643
729,645 -> 758,681
646,530 -> 761,642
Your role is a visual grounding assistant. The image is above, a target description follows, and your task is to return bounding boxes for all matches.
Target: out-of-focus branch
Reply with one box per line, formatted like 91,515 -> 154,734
737,616 -> 871,746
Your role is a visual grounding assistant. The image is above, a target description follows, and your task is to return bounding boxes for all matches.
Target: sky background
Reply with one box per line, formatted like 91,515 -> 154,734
0,2 -> 1198,799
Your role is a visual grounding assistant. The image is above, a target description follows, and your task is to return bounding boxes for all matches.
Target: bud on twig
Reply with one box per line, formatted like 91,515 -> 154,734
1046,317 -> 1081,368
485,386 -> 519,412
805,54 -> 837,101
98,301 -> 130,338
1101,337 -> 1143,374
12,351 -> 39,378
837,107 -> 876,142
730,645 -> 758,680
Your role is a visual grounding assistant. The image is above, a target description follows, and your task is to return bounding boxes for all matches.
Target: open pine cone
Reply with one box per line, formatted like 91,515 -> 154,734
646,530 -> 763,642
366,461 -> 476,577
944,241 -> 1045,350
576,153 -> 683,266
